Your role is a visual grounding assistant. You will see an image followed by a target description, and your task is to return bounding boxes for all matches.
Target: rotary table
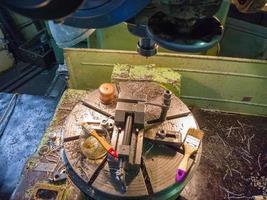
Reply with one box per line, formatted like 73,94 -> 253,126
63,81 -> 201,200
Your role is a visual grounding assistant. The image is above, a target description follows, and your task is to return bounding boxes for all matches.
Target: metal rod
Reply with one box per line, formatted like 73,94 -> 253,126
81,100 -> 113,118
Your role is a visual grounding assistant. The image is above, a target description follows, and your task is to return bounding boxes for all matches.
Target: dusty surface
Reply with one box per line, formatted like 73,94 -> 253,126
181,109 -> 267,200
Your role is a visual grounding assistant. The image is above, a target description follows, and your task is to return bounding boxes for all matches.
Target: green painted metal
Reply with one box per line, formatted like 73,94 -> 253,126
64,48 -> 267,116
216,0 -> 230,25
220,17 -> 267,59
112,64 -> 181,96
95,29 -> 104,49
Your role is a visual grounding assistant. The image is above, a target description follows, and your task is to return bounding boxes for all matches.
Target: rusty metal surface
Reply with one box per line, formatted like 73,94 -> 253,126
63,83 -> 199,199
83,89 -> 117,117
92,164 -> 149,198
82,82 -> 190,122
142,144 -> 194,193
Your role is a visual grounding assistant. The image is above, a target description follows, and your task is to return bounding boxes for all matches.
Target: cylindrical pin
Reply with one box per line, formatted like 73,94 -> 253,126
159,90 -> 172,121
98,83 -> 115,105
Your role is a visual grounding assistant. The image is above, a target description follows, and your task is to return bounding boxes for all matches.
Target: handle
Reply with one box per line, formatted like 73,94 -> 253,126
176,149 -> 190,183
176,169 -> 186,182
82,125 -> 118,158
108,148 -> 118,158
90,130 -> 110,149
90,130 -> 118,158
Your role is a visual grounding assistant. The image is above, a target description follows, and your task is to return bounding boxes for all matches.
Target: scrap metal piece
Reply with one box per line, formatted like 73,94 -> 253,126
49,169 -> 67,183
100,119 -> 114,131
38,145 -> 50,156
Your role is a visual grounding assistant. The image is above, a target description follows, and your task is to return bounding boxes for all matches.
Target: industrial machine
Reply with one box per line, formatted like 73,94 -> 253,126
1,0 -> 266,56
1,1 -> 266,200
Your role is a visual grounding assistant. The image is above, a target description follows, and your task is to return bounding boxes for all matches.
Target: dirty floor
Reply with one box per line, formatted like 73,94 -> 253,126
181,109 -> 267,200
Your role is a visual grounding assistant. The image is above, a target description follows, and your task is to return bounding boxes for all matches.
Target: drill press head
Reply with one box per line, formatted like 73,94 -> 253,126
1,0 -> 224,55
127,0 -> 224,55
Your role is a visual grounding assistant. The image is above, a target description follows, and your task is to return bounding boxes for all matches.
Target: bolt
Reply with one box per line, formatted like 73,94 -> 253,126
48,132 -> 57,141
